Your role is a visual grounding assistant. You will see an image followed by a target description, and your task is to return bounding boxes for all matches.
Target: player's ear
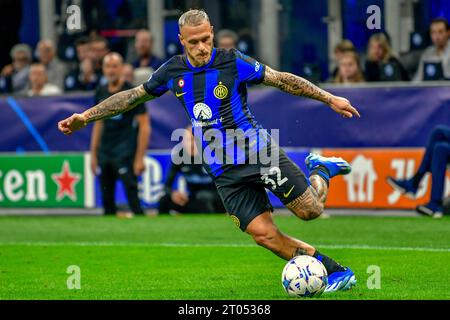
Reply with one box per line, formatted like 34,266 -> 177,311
178,33 -> 184,46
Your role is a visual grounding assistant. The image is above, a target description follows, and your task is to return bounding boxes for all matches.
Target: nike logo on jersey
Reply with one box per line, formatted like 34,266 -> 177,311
176,92 -> 186,98
283,185 -> 295,198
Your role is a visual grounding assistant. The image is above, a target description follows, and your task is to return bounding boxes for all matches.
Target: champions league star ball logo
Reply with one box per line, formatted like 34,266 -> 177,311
193,103 -> 213,120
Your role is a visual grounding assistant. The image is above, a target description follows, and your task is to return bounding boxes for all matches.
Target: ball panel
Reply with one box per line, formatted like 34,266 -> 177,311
281,255 -> 328,298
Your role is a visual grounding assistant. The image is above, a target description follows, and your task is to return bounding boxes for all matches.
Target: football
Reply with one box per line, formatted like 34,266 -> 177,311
281,255 -> 328,298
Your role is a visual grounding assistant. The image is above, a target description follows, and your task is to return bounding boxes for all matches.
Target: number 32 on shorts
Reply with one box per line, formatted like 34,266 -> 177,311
261,166 -> 288,190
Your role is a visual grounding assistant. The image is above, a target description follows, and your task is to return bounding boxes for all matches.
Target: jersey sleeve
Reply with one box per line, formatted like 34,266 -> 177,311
234,49 -> 266,84
143,61 -> 171,97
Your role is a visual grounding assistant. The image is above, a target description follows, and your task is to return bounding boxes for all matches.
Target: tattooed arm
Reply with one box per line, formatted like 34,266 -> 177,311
263,66 -> 360,118
58,85 -> 154,135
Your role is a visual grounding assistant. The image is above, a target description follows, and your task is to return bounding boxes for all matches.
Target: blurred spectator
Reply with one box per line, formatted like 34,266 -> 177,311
132,29 -> 164,70
334,50 -> 365,84
26,63 -> 62,96
74,36 -> 91,62
64,37 -> 99,91
158,127 -> 226,215
216,29 -> 238,49
413,18 -> 450,81
0,0 -> 22,70
64,58 -> 98,91
0,44 -> 32,93
91,52 -> 150,218
330,39 -> 355,79
365,33 -> 410,81
122,63 -> 135,85
37,40 -> 67,89
90,35 -> 110,75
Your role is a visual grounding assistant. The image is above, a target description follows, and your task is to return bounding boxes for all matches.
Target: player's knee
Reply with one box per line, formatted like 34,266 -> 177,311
251,226 -> 279,248
293,205 -> 323,221
303,206 -> 323,221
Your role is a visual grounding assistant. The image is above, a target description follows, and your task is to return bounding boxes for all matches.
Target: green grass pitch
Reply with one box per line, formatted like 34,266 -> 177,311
0,214 -> 449,300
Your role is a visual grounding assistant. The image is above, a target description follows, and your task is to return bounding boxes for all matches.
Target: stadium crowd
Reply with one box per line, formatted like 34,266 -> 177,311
1,17 -> 450,96
332,17 -> 450,84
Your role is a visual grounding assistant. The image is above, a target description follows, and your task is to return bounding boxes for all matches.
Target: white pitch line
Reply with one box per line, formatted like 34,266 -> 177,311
0,242 -> 449,252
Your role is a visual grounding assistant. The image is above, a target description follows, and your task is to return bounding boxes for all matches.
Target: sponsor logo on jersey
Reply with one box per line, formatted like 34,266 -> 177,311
255,61 -> 261,72
193,103 -> 213,120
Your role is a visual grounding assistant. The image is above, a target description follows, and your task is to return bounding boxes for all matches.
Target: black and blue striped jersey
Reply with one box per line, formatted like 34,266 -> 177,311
143,47 -> 268,177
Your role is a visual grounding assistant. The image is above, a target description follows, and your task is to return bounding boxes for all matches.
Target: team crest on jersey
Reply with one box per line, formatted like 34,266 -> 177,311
213,82 -> 228,99
193,103 -> 212,120
178,79 -> 185,88
229,215 -> 240,228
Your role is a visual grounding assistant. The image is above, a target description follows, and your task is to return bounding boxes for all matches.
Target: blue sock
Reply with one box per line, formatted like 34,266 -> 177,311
313,250 -> 345,274
430,141 -> 450,206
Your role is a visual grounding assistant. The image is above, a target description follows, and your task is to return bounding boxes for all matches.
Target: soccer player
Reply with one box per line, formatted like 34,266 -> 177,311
58,9 -> 360,292
388,125 -> 450,218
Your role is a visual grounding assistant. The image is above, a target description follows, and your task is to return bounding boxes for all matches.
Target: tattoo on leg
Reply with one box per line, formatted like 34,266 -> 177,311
293,247 -> 307,258
309,174 -> 328,204
286,186 -> 323,220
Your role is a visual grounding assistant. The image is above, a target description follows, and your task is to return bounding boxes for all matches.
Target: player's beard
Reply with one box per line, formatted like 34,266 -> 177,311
189,50 -> 212,67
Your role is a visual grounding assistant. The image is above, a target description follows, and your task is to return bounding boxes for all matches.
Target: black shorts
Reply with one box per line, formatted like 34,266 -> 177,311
214,148 -> 310,231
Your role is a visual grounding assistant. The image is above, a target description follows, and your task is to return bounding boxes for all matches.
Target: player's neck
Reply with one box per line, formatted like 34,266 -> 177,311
186,50 -> 214,68
186,56 -> 204,68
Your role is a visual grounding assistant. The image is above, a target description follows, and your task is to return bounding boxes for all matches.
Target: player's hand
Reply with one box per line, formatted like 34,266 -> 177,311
133,157 -> 146,176
58,113 -> 87,135
171,191 -> 189,206
328,96 -> 360,119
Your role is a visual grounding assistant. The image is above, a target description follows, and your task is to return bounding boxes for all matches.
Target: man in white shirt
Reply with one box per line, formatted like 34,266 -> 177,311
27,63 -> 62,96
414,18 -> 450,81
37,40 -> 67,90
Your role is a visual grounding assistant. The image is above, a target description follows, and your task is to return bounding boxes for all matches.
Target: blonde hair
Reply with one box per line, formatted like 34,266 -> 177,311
367,33 -> 393,63
334,51 -> 364,84
178,9 -> 210,29
334,39 -> 355,53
